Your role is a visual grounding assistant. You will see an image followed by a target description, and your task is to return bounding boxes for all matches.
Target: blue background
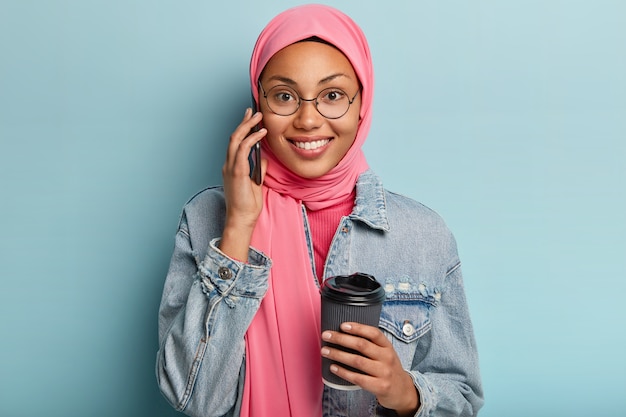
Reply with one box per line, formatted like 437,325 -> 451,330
1,1 -> 624,416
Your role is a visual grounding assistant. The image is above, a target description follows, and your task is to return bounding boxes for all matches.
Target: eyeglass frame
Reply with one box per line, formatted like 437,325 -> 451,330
257,80 -> 361,120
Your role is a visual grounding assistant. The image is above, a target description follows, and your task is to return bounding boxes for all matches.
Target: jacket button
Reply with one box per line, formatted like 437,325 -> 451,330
218,267 -> 233,280
402,322 -> 415,337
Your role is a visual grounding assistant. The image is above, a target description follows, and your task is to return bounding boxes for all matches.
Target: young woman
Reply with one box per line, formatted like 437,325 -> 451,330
156,5 -> 483,417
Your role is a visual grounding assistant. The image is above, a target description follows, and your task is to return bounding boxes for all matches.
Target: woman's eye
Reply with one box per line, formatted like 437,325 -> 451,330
275,92 -> 295,102
322,90 -> 345,102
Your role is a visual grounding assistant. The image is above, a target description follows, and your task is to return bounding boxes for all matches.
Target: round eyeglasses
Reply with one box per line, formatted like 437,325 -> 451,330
259,82 -> 360,119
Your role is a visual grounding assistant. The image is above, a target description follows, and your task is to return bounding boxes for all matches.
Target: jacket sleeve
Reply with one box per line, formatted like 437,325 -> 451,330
155,210 -> 271,417
409,235 -> 484,417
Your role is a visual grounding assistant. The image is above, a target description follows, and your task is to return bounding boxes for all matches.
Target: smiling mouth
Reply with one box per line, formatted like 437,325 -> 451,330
290,139 -> 331,150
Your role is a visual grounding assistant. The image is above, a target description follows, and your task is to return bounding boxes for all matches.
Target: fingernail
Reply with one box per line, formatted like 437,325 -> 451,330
341,323 -> 352,331
322,331 -> 332,340
321,347 -> 330,356
330,365 -> 339,373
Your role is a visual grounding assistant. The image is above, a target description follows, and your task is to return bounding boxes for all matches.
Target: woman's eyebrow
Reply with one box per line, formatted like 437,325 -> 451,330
318,73 -> 351,85
266,75 -> 297,85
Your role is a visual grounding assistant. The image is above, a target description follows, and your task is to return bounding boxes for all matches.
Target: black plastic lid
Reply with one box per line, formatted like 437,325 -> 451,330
321,273 -> 385,305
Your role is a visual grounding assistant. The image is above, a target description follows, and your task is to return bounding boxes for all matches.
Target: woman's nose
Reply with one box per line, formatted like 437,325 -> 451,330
293,99 -> 324,130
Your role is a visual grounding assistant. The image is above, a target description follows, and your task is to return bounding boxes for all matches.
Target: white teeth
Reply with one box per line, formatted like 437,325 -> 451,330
293,139 -> 330,150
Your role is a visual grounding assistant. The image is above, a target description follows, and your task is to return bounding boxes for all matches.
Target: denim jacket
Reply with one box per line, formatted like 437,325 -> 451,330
156,170 -> 483,417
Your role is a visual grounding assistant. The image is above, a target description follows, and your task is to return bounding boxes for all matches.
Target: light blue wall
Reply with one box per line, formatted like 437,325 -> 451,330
1,1 -> 624,416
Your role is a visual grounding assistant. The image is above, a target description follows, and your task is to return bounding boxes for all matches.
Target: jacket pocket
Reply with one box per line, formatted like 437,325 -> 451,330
378,278 -> 441,369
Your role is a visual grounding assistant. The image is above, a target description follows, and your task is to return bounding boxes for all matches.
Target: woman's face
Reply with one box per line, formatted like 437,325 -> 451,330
258,41 -> 361,179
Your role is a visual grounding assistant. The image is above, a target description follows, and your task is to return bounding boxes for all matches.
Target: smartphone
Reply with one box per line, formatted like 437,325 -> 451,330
248,96 -> 262,185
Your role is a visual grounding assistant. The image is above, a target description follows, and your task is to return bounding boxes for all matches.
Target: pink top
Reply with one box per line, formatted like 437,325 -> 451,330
307,192 -> 356,283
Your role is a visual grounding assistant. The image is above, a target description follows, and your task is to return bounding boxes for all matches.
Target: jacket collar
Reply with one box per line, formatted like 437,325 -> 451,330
351,170 -> 390,232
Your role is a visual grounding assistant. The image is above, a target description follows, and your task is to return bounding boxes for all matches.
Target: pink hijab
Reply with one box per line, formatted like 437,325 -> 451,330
242,5 -> 374,416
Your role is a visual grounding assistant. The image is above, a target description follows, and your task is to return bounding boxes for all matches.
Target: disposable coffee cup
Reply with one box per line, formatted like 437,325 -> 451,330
321,272 -> 386,390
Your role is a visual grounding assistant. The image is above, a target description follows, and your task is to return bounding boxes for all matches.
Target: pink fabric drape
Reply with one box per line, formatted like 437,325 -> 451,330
241,5 -> 374,416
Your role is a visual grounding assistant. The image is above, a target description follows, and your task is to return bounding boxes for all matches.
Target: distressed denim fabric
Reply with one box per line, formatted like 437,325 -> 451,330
156,170 -> 483,417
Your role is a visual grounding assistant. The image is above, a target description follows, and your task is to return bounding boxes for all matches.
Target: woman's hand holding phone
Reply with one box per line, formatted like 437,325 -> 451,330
219,108 -> 267,261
